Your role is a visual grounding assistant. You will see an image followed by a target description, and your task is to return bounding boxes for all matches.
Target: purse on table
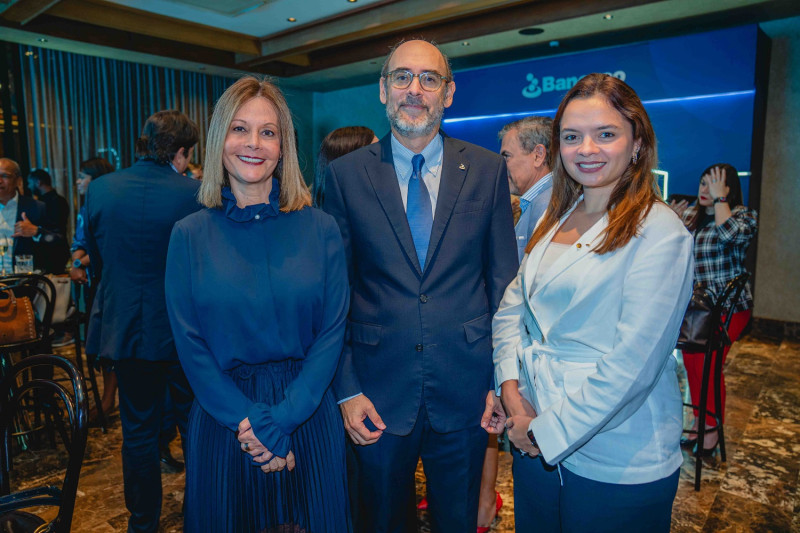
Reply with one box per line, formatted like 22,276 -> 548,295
0,283 -> 37,344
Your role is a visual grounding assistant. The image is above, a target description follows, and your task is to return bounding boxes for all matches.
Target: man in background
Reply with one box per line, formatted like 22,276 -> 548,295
27,168 -> 70,273
0,158 -> 61,274
499,116 -> 554,261
85,110 -> 200,533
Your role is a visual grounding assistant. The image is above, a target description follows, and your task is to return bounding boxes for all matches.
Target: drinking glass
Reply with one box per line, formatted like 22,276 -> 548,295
0,237 -> 8,276
14,254 -> 33,274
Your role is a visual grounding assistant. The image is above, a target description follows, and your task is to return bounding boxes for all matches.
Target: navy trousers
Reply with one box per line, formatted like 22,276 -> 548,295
115,359 -> 193,533
353,403 -> 487,533
512,449 -> 680,533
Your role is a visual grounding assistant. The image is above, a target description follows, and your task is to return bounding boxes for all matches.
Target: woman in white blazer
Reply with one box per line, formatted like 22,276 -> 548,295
492,73 -> 694,532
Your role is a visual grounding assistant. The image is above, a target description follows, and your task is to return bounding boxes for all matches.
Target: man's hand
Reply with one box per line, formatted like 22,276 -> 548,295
481,390 -> 506,434
12,212 -> 38,238
70,266 -> 88,284
339,394 -> 386,445
506,416 -> 540,457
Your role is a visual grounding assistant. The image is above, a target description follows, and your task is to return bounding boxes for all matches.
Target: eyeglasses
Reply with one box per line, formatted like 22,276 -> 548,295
384,70 -> 450,91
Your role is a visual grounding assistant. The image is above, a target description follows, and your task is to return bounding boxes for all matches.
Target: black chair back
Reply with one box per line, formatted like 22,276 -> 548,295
0,354 -> 89,532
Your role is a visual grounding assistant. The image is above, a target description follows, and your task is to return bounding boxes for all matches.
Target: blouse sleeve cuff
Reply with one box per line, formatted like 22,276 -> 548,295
248,402 -> 291,458
530,411 -> 569,466
494,354 -> 520,394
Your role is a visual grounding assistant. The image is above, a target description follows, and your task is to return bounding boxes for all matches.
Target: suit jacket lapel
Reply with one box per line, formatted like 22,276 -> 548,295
425,136 -> 468,271
365,134 -> 424,275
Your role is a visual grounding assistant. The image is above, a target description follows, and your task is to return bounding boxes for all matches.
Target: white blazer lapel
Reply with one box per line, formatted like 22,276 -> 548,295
531,199 -> 608,296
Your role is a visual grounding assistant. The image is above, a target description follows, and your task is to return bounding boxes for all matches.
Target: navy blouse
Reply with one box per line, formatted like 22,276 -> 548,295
165,180 -> 349,457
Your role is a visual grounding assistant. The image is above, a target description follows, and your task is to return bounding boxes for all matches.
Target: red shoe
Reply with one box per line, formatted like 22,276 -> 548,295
417,497 -> 428,510
476,492 -> 502,532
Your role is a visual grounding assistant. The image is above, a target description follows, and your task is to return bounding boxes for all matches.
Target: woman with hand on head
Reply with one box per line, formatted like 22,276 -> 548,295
165,76 -> 351,533
493,73 -> 694,532
675,163 -> 757,454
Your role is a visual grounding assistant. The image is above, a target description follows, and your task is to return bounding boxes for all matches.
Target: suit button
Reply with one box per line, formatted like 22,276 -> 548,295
415,344 -> 423,352
419,294 -> 428,303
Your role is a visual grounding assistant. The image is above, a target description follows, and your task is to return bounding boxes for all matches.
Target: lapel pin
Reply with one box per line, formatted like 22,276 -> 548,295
459,163 -> 466,170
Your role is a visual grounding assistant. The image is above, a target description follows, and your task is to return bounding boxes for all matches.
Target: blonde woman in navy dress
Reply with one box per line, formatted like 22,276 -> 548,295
165,76 -> 350,532
493,73 -> 694,532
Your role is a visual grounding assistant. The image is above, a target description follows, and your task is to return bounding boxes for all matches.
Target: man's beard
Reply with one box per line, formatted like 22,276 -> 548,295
386,94 -> 445,138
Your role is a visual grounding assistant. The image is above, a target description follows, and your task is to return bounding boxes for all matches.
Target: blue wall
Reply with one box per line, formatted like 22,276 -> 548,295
310,26 -> 759,202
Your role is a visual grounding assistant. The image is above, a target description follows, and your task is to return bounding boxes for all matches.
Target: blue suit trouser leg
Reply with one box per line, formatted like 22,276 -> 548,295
116,359 -> 193,533
353,403 -> 486,533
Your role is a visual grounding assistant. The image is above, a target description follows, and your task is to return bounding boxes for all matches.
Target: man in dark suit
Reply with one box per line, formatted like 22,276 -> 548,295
323,39 -> 518,532
85,110 -> 200,533
27,168 -> 70,273
0,158 -> 62,274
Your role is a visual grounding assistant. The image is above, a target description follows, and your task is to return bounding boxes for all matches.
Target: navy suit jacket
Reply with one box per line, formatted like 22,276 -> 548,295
323,133 -> 518,435
13,195 -> 64,273
85,160 -> 201,362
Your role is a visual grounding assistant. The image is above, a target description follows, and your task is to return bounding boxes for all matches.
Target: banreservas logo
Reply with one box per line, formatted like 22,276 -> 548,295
522,71 -> 627,98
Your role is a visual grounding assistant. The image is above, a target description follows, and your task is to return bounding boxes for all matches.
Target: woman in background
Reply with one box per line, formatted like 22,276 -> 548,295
493,73 -> 693,532
672,163 -> 757,454
166,76 -> 350,532
70,157 -> 116,421
313,126 -> 377,207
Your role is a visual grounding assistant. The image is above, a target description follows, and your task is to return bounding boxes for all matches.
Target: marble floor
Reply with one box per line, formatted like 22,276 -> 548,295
4,331 -> 799,532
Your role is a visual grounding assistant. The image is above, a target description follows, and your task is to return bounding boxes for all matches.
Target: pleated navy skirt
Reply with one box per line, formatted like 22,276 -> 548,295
184,360 -> 352,533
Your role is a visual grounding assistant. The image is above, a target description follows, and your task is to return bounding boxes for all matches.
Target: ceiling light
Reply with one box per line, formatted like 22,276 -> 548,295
37,38 -> 47,43
348,0 -> 357,2
603,13 -> 613,20
549,41 -> 559,47
518,27 -> 544,36
287,17 -> 296,22
461,41 -> 470,46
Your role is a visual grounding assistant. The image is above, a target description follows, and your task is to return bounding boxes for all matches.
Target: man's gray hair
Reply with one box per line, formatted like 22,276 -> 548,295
498,116 -> 554,154
380,38 -> 453,81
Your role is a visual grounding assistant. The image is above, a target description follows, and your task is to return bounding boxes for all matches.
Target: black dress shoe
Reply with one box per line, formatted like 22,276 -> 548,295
160,446 -> 184,473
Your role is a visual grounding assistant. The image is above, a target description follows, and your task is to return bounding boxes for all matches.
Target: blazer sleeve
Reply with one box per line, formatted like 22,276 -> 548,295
320,162 -> 361,401
484,159 -> 519,316
492,257 -> 528,392
531,215 -> 694,466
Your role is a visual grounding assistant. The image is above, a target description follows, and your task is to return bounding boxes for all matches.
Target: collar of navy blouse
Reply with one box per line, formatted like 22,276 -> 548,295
221,178 -> 280,222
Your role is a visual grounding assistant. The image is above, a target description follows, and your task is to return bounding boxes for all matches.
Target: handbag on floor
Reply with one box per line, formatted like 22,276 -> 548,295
0,283 -> 37,344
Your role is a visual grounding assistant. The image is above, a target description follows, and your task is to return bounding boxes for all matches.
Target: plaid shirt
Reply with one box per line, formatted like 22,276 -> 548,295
682,205 -> 758,313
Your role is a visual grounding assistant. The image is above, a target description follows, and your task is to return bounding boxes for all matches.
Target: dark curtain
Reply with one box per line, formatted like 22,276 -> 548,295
18,44 -> 232,232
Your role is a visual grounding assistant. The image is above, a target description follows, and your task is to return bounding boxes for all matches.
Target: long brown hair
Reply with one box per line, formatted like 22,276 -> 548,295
199,76 -> 310,212
526,73 -> 662,255
314,126 -> 376,207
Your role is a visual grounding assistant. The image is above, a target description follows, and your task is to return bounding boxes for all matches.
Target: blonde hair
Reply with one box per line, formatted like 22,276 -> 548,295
198,76 -> 310,211
527,73 -> 662,255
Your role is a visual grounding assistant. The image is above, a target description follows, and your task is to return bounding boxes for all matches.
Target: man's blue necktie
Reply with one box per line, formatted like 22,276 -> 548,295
406,154 -> 432,270
519,197 -> 531,214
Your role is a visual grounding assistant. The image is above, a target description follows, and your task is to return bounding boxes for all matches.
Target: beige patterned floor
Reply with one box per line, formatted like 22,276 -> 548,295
6,332 -> 799,532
